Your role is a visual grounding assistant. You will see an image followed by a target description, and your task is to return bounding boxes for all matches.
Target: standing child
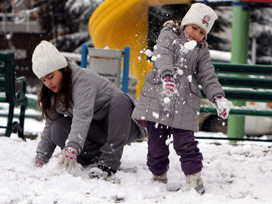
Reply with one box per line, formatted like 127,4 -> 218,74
32,40 -> 146,177
132,3 -> 232,194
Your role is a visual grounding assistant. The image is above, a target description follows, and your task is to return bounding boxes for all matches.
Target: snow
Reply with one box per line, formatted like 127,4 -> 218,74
152,112 -> 159,119
0,118 -> 272,204
163,97 -> 171,104
151,54 -> 160,62
177,68 -> 184,75
66,0 -> 92,13
144,50 -> 153,57
187,75 -> 192,83
184,40 -> 197,50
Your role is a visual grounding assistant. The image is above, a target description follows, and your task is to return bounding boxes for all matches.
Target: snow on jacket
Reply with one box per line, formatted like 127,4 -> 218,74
36,63 -> 145,160
132,21 -> 224,132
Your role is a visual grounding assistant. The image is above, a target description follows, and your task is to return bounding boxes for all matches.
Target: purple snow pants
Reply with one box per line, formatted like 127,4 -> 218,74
146,122 -> 203,176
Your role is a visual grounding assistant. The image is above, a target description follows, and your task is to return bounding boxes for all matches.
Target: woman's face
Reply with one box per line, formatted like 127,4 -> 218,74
184,24 -> 206,43
41,70 -> 63,93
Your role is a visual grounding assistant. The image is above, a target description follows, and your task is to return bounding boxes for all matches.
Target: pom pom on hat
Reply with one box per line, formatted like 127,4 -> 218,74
181,3 -> 218,38
32,40 -> 67,79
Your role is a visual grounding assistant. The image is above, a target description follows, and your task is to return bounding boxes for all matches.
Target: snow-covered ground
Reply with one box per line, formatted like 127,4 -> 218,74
0,118 -> 272,204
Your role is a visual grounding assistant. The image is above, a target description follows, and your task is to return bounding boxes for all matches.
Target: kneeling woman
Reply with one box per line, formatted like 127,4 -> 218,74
33,41 -> 145,176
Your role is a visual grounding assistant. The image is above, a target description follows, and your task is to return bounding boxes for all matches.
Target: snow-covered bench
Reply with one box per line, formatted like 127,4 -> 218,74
200,63 -> 272,117
0,52 -> 28,140
198,63 -> 272,141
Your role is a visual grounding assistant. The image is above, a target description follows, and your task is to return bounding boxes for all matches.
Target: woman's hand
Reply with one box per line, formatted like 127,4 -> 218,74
34,153 -> 48,167
58,146 -> 79,172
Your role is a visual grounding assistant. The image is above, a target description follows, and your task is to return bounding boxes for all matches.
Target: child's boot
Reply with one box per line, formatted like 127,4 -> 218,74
184,172 -> 205,194
152,172 -> 168,184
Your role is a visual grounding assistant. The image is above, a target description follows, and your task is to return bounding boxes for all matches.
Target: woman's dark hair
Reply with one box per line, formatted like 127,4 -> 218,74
37,65 -> 73,119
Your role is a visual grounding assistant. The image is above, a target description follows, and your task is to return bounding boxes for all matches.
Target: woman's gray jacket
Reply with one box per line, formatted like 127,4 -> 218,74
132,21 -> 224,132
36,64 -> 146,160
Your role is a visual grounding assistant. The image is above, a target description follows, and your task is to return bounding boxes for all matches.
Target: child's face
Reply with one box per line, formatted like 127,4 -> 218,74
184,24 -> 206,43
41,70 -> 63,93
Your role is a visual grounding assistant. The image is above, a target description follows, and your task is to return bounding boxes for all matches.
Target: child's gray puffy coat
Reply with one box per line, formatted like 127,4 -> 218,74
132,21 -> 224,132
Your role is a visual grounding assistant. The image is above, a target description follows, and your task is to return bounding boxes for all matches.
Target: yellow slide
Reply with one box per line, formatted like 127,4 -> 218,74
89,0 -> 191,97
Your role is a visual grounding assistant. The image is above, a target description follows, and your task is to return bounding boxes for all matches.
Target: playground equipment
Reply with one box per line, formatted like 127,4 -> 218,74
0,52 -> 28,140
199,62 -> 272,142
89,0 -> 191,98
81,45 -> 130,94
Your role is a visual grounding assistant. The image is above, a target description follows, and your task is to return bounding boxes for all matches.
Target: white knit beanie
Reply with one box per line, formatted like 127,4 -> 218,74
32,40 -> 68,79
181,3 -> 218,38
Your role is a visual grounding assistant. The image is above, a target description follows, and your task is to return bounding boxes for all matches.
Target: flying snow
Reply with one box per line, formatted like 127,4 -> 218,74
144,49 -> 153,57
163,97 -> 171,104
184,40 -> 197,50
152,112 -> 159,119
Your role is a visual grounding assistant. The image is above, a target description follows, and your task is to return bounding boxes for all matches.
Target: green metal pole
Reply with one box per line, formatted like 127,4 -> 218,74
228,0 -> 249,143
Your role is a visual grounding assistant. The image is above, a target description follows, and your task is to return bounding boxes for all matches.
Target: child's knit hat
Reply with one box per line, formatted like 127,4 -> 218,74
181,3 -> 218,38
32,40 -> 67,79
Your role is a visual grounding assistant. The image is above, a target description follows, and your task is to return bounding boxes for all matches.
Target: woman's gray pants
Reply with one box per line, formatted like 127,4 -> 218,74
51,94 -> 141,171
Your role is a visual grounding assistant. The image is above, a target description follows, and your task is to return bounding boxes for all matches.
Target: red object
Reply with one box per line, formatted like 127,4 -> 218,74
34,158 -> 46,167
242,0 -> 272,2
64,147 -> 77,160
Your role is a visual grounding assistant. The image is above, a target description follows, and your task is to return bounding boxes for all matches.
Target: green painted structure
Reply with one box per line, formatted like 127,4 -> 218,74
228,0 -> 250,143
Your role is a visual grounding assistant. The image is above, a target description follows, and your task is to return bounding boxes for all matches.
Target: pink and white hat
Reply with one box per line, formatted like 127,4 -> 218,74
181,3 -> 218,38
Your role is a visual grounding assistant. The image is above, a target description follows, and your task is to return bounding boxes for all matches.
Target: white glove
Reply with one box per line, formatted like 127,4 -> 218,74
213,96 -> 233,119
58,146 -> 78,172
161,74 -> 177,97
